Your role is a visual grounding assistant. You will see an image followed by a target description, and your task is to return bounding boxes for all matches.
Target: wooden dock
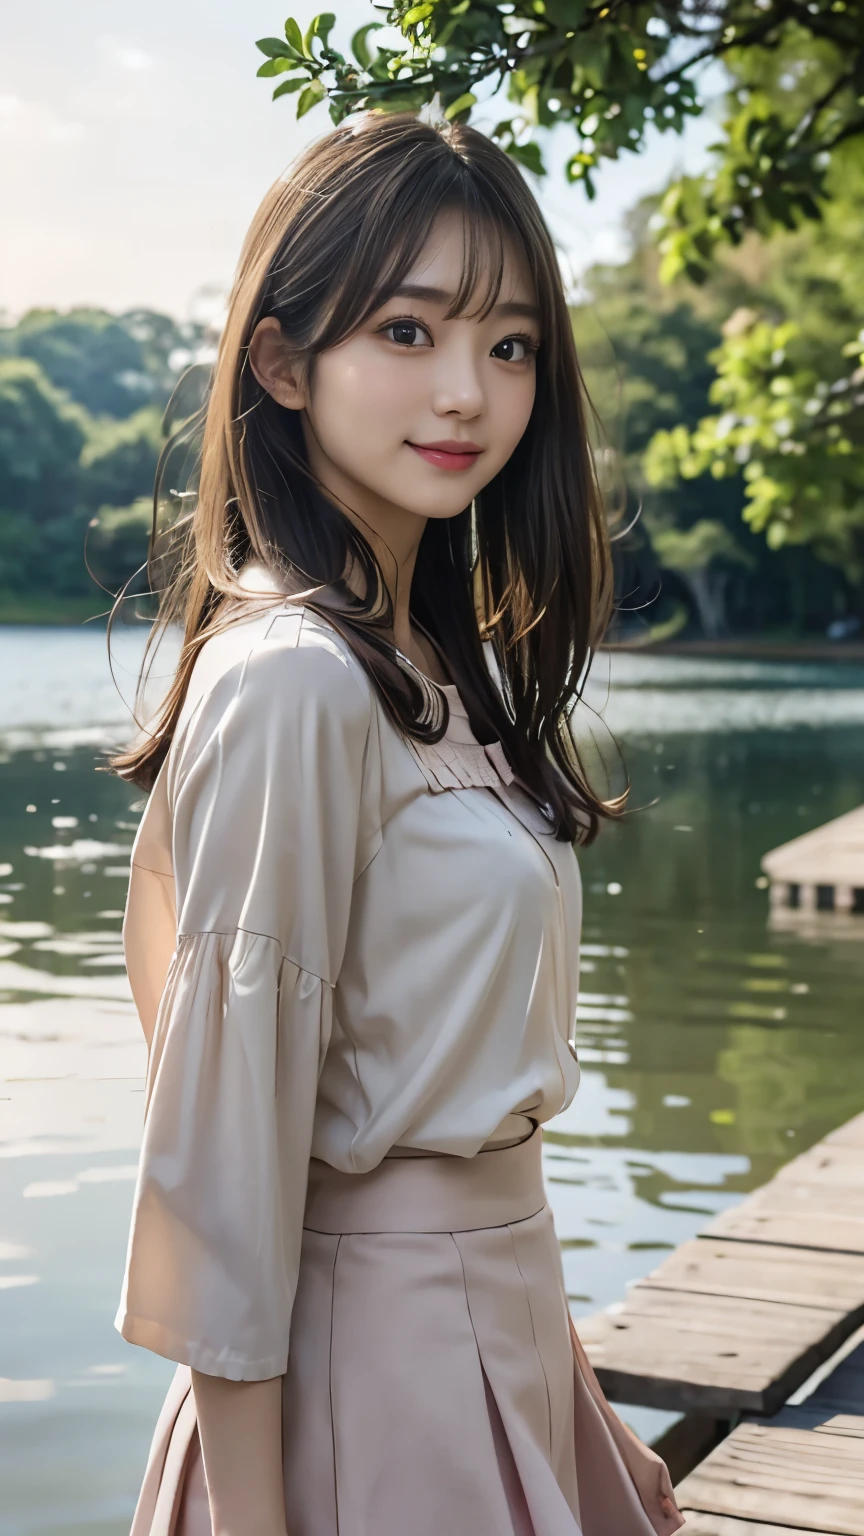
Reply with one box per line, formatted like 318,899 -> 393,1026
676,1327 -> 864,1534
577,1108 -> 864,1532
761,805 -> 864,920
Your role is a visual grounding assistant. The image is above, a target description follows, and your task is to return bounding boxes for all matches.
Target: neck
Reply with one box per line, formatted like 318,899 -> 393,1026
343,512 -> 425,657
298,415 -> 447,682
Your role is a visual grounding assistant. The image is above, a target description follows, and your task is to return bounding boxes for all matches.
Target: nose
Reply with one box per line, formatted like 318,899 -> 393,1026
430,342 -> 484,421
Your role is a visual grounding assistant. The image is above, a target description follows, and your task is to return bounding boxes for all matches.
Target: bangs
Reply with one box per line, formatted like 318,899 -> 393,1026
370,199 -> 512,325
299,148 -> 541,354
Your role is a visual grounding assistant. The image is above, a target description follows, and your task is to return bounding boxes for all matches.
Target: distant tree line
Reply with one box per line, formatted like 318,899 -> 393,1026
0,309 -> 206,620
1,224 -> 860,634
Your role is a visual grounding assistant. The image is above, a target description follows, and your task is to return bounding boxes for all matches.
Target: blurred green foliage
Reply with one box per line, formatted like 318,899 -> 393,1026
262,1 -> 863,252
572,192 -> 860,638
647,142 -> 864,577
1,308 -> 184,419
0,309 -> 205,619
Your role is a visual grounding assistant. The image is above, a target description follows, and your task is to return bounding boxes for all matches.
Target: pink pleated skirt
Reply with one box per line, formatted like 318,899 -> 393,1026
128,1131 -> 664,1536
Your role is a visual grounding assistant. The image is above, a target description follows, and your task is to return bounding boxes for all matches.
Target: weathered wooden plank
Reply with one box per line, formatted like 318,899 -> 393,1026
706,1194 -> 864,1255
711,1181 -> 864,1220
678,1517 -> 845,1536
615,1286 -> 843,1337
675,1416 -> 864,1536
580,1290 -> 850,1414
769,1184 -> 864,1213
776,1145 -> 864,1188
641,1239 -> 864,1313
768,1408 -> 864,1439
577,1107 -> 864,1426
825,1113 -> 864,1151
705,1210 -> 864,1254
646,1112 -> 864,1531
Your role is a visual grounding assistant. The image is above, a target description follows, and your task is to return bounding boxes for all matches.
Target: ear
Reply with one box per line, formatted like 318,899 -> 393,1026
247,316 -> 307,410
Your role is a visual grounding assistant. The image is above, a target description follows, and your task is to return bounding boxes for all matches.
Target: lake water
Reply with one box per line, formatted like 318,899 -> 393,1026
2,626 -> 864,1535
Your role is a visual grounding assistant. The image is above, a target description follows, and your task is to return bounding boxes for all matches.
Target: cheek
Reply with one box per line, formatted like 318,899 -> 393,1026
313,346 -> 415,429
488,373 -> 536,463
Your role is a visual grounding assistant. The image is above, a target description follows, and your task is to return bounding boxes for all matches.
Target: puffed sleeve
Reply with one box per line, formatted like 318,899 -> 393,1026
115,629 -> 380,1381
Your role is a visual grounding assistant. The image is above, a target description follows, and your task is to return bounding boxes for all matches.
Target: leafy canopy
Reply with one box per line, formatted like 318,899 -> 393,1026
257,2 -> 864,275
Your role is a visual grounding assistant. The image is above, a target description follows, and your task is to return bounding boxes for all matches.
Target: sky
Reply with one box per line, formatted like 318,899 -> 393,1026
1,2 -> 721,323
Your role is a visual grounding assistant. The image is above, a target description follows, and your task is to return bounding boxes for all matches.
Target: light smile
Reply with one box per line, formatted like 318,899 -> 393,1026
407,440 -> 483,472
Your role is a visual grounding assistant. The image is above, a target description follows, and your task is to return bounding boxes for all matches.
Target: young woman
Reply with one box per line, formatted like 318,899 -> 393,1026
114,112 -> 684,1536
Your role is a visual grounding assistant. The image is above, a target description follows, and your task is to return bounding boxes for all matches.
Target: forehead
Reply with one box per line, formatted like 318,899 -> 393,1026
396,207 -> 536,315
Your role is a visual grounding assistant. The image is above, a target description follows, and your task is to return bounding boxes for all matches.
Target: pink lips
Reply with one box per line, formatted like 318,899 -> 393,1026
408,439 -> 483,472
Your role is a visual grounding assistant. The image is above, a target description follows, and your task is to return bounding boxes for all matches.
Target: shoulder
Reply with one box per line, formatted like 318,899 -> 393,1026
175,600 -> 373,755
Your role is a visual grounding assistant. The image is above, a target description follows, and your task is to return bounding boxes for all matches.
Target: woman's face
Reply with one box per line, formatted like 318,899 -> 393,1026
251,211 -> 541,528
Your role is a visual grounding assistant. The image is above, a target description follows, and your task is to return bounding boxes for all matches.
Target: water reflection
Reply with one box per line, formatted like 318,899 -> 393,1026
1,629 -> 864,1531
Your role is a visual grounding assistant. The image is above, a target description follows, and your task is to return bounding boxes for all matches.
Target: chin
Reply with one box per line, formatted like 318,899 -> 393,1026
402,478 -> 492,520
373,481 -> 476,521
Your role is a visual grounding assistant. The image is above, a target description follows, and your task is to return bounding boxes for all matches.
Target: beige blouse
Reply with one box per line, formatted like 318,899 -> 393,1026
115,588 -> 583,1382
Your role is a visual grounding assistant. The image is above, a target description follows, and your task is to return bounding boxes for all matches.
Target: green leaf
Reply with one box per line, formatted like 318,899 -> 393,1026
297,78 -> 326,117
351,22 -> 382,71
284,16 -> 307,56
509,140 -> 546,176
444,91 -> 477,120
375,85 -> 431,114
565,150 -> 593,182
273,75 -> 308,99
257,56 -> 304,77
256,36 -> 298,58
305,11 -> 336,56
402,3 -> 433,25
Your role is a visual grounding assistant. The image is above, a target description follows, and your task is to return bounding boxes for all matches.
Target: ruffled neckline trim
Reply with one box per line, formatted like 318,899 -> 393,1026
406,682 -> 515,794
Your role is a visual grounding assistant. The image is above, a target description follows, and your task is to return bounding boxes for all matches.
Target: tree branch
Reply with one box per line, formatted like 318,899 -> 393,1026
654,6 -> 795,88
783,1 -> 858,47
822,111 -> 864,154
789,68 -> 857,151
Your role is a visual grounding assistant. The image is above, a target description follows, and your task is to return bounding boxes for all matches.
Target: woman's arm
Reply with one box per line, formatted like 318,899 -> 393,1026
192,1371 -> 287,1536
116,634 -> 375,1522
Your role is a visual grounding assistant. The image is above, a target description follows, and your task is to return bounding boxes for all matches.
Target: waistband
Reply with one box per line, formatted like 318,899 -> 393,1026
303,1128 -> 545,1235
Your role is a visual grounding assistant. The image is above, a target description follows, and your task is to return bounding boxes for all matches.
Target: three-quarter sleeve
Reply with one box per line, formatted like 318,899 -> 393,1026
115,630 -> 379,1381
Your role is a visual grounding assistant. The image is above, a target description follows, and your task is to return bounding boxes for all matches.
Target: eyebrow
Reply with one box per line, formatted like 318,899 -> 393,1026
386,283 -> 541,323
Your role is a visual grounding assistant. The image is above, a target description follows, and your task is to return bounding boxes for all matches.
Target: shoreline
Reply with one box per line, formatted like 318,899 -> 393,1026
2,606 -> 864,665
604,636 -> 864,663
0,599 -> 111,626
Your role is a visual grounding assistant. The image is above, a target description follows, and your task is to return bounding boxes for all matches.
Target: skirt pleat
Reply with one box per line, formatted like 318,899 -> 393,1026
127,1132 -> 666,1536
453,1216 -> 582,1535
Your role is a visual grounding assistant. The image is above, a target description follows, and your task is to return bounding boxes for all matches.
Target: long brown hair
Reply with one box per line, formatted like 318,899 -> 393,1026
113,112 -> 622,842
